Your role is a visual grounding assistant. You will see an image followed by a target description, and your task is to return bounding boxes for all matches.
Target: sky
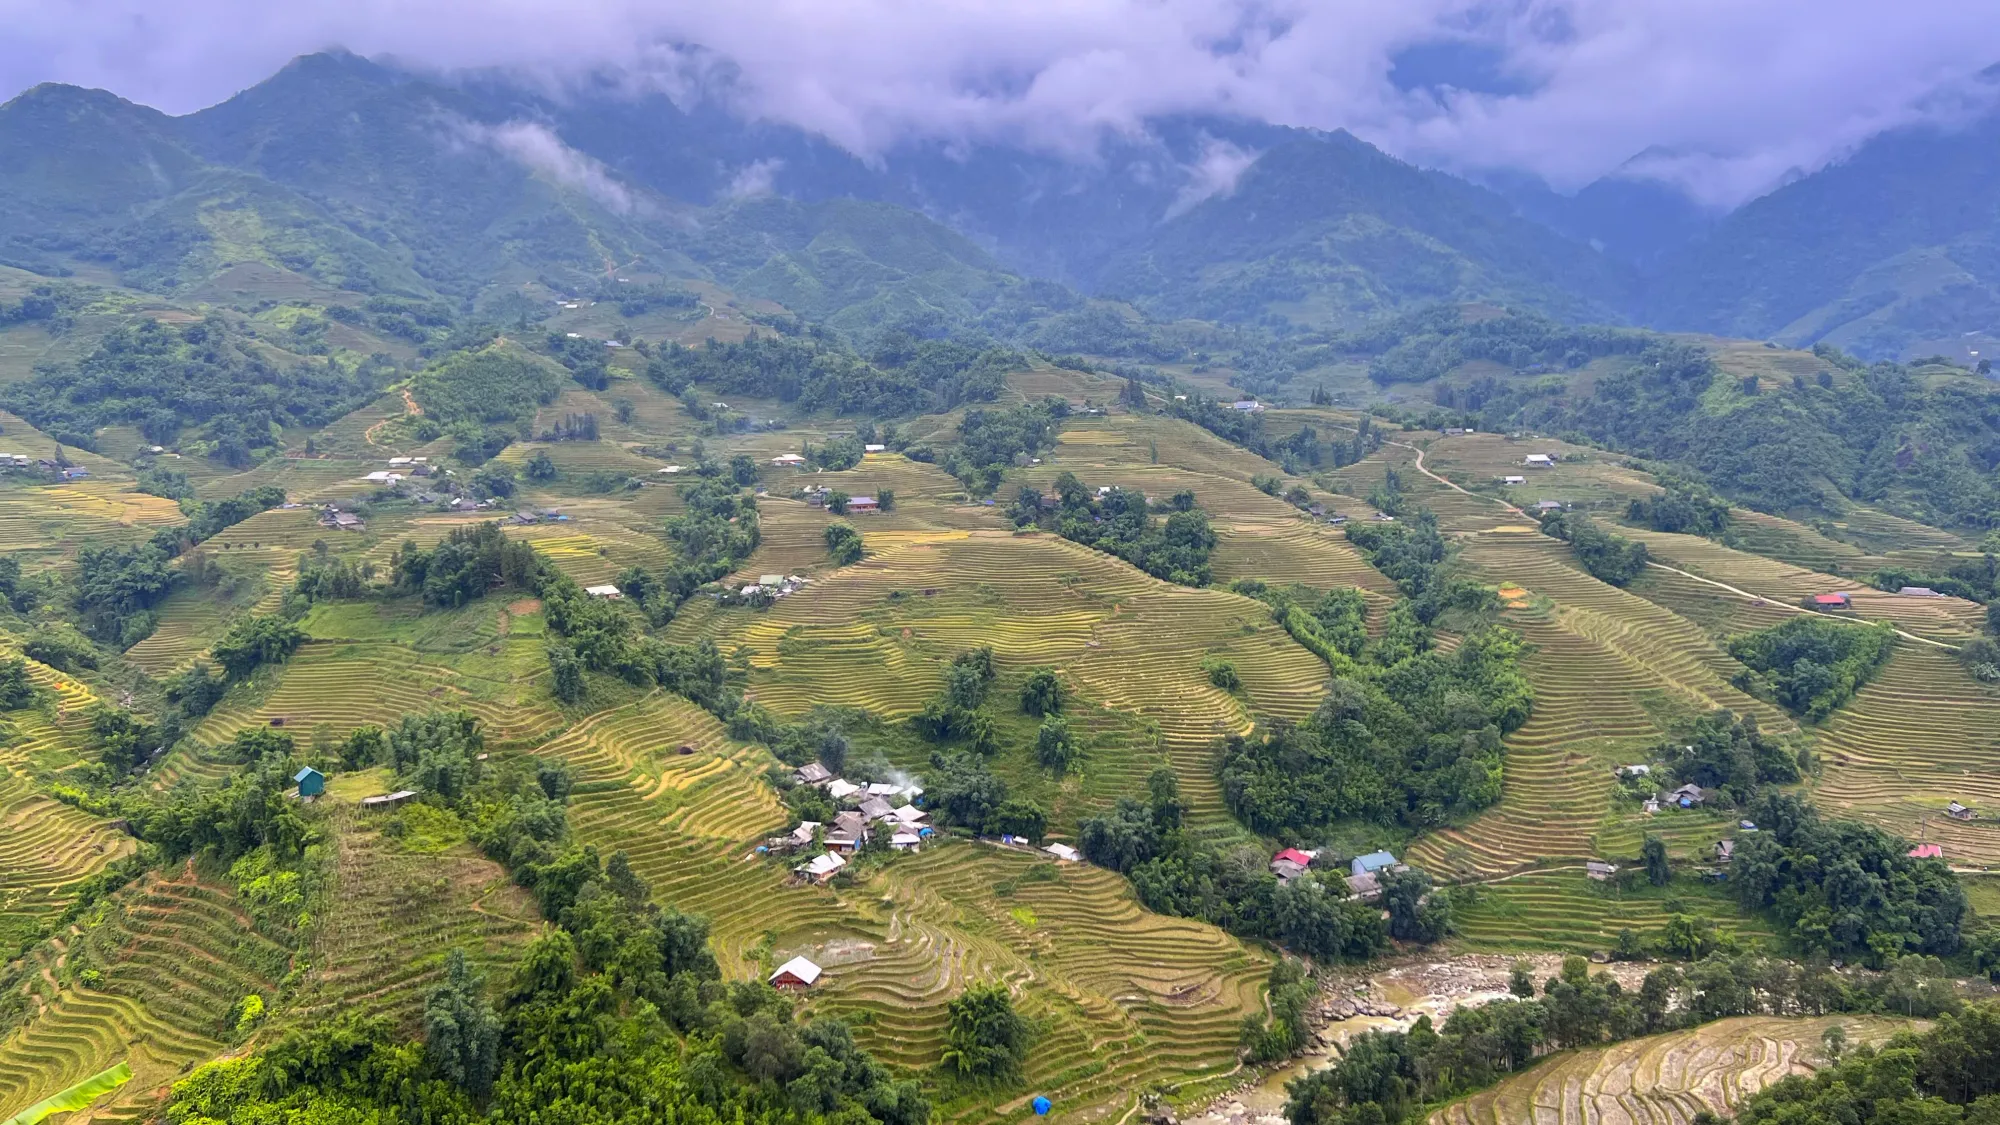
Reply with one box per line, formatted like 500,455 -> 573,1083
4,0 -> 1999,208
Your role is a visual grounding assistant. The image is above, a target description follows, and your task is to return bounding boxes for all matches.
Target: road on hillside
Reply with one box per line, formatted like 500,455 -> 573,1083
1385,440 -> 1960,652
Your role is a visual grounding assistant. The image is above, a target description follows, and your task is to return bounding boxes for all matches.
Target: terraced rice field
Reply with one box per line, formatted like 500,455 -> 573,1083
1432,1015 -> 1913,1125
185,638 -> 559,765
124,550 -> 297,677
1620,528 -> 1988,644
0,766 -> 133,953
681,532 -> 1326,828
1410,530 -> 1787,879
1422,434 -> 1660,514
831,845 -> 1269,1125
1450,869 -> 1772,953
541,684 -> 1269,1123
1811,645 -> 2000,864
0,869 -> 284,1123
1210,517 -> 1398,594
293,806 -> 541,1030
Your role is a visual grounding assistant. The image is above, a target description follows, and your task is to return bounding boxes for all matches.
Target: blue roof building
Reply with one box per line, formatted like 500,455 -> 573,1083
293,766 -> 325,798
1351,850 -> 1399,877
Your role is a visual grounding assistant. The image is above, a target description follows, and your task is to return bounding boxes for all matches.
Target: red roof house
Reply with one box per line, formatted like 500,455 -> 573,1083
1272,848 -> 1315,868
1811,593 -> 1852,608
1909,843 -> 1943,860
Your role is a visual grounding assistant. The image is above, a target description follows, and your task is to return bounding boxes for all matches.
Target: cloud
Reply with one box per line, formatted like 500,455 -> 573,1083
447,117 -> 635,213
1165,136 -> 1258,219
724,157 -> 784,200
4,0 -> 2000,207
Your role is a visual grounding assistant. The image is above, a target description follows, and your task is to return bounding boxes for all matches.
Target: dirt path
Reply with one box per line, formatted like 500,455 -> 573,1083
1387,440 -> 1960,653
1386,439 -> 1526,519
362,387 -> 425,448
1646,560 -> 1958,651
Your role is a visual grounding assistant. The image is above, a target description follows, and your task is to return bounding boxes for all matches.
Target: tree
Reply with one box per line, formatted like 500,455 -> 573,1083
1643,835 -> 1671,886
1381,867 -> 1450,943
525,450 -> 558,481
828,490 -> 851,515
729,454 -> 758,485
547,643 -> 585,704
990,799 -> 1047,844
1203,656 -> 1241,690
825,522 -> 864,565
471,463 -> 517,500
1508,961 -> 1536,998
878,489 -> 896,512
0,658 -> 38,710
940,981 -> 1029,1078
210,614 -> 306,679
1020,667 -> 1063,716
424,948 -> 500,1095
1147,767 -> 1184,832
1034,716 -> 1077,773
816,725 -> 850,774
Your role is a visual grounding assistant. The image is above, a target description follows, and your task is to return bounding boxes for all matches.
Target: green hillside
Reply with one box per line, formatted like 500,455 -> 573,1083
4,49 -> 2000,1125
1097,132 -> 1632,329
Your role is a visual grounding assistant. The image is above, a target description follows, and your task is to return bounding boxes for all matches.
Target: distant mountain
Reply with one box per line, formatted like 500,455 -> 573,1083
13,49 -> 2000,355
1484,165 -> 1715,269
1644,88 -> 2000,360
1094,130 -> 1633,328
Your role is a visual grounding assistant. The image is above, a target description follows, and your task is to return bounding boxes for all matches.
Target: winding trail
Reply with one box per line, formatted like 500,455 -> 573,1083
1386,439 -> 1960,652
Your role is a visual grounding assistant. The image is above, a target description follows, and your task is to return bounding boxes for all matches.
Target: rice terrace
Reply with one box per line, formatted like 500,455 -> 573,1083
5,25 -> 2000,1125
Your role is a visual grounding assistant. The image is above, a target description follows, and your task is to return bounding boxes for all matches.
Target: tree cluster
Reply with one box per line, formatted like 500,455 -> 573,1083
1011,473 -> 1217,587
1727,616 -> 1895,720
1537,510 -> 1650,587
1,316 -> 381,463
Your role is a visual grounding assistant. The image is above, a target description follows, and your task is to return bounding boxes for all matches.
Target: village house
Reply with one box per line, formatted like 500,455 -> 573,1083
798,852 -> 846,883
583,584 -> 623,599
1503,475 -> 1527,485
1810,592 -> 1852,609
1666,783 -> 1706,808
1043,843 -> 1081,863
293,766 -> 325,799
845,496 -> 880,514
827,779 -> 861,802
1344,872 -> 1381,901
657,465 -> 684,475
360,790 -> 417,810
1898,586 -> 1945,597
321,510 -> 365,531
389,456 -> 413,467
1524,454 -> 1555,468
769,956 -> 822,990
1618,764 -> 1651,777
1586,861 -> 1618,881
864,444 -> 887,453
796,762 -> 832,786
1231,400 -> 1265,412
1350,850 -> 1399,878
1713,839 -> 1735,863
826,811 -> 870,853
1270,858 -> 1307,883
1948,802 -> 1975,821
891,804 -> 929,827
891,831 -> 924,851
771,453 -> 807,466
859,795 -> 896,822
788,821 -> 821,848
1533,500 -> 1565,512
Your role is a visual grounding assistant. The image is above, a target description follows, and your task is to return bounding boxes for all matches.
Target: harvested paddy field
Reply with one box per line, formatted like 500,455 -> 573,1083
1432,1015 -> 1915,1125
